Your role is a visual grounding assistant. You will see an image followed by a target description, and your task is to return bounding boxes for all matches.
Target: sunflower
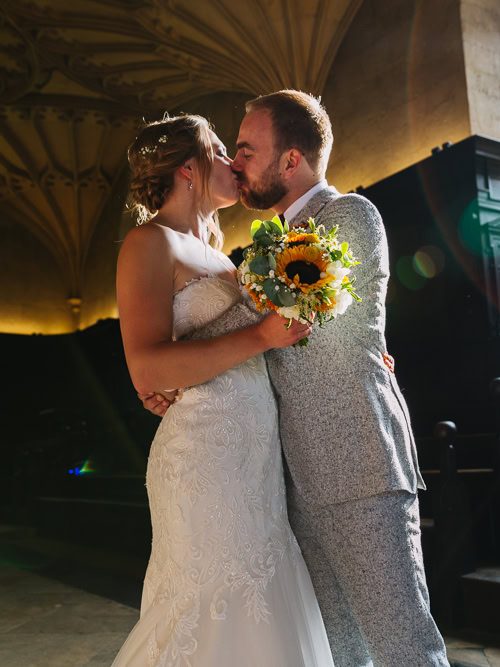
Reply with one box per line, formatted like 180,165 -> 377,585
275,244 -> 335,293
286,232 -> 320,244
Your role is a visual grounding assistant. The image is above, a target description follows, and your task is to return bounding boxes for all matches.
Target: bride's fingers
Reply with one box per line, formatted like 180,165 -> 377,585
139,392 -> 170,416
152,399 -> 171,416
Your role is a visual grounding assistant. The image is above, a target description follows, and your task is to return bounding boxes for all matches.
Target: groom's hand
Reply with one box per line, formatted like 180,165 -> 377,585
138,392 -> 171,417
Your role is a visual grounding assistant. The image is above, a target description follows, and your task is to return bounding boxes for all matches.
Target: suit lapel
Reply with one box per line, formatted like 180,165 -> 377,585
288,185 -> 340,227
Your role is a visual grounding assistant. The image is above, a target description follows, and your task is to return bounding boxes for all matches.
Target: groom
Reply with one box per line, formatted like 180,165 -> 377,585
143,91 -> 449,666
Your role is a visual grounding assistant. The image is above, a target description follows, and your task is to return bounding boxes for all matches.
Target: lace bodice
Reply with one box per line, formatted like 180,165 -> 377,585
172,275 -> 242,340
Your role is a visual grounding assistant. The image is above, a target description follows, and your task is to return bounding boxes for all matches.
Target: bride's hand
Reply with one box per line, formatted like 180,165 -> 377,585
138,391 -> 174,417
257,312 -> 312,349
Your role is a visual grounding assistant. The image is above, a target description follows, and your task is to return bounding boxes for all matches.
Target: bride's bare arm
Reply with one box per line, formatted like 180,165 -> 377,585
117,224 -> 310,395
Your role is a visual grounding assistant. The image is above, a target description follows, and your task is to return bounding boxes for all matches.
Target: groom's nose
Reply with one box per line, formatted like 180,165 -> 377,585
231,152 -> 243,173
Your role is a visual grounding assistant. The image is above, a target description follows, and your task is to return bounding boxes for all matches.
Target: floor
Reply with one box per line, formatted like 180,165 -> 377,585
0,562 -> 135,667
446,638 -> 500,667
1,527 -> 499,667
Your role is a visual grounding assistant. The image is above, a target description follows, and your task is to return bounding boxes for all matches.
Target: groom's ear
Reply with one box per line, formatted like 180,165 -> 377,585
281,149 -> 302,179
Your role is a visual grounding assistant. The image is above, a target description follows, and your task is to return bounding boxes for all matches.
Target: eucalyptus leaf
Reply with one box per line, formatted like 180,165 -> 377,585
253,225 -> 268,240
253,226 -> 274,246
263,278 -> 283,306
270,215 -> 284,233
267,252 -> 277,270
259,234 -> 274,247
249,255 -> 270,275
250,219 -> 264,238
278,285 -> 296,306
266,220 -> 283,236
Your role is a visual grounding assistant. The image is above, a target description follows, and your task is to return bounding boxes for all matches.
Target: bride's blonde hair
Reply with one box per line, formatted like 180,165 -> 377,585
127,114 -> 224,249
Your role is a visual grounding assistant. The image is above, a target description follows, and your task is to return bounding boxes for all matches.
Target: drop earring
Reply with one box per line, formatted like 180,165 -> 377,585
188,180 -> 193,191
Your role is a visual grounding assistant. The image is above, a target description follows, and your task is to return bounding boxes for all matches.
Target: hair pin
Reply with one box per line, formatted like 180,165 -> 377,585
138,135 -> 168,156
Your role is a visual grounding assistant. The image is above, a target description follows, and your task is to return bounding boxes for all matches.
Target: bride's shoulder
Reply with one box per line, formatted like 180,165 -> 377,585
118,223 -> 176,273
123,221 -> 171,241
121,222 -> 175,252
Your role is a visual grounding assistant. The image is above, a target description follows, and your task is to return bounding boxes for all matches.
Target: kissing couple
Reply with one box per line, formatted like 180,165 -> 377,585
112,90 -> 449,666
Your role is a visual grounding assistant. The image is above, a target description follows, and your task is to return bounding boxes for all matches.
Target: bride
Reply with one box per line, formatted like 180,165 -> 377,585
112,114 -> 334,666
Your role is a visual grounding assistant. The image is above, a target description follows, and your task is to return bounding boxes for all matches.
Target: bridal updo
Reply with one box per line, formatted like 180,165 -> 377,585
127,115 -> 222,245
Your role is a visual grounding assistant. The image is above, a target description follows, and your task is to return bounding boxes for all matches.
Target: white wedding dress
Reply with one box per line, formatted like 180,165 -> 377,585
112,276 -> 334,667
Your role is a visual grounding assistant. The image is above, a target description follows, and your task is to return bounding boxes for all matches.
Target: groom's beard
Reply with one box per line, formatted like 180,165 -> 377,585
237,160 -> 288,210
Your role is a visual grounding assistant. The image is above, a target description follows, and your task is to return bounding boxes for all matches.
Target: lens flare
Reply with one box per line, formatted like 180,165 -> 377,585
396,256 -> 427,290
80,459 -> 95,474
413,245 -> 445,278
67,459 -> 95,476
458,201 -> 482,256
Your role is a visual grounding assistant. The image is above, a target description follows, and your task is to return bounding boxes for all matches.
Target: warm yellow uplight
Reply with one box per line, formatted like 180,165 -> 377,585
0,303 -> 120,335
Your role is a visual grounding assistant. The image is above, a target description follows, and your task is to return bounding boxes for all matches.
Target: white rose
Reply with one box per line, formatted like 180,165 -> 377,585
326,261 -> 350,280
326,260 -> 342,275
327,262 -> 351,288
277,305 -> 301,320
334,290 -> 353,315
277,305 -> 309,323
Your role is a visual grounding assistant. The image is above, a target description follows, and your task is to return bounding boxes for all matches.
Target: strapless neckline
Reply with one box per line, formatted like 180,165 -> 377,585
174,274 -> 240,299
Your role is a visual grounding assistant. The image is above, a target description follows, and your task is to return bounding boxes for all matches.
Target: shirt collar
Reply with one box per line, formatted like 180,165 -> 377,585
283,179 -> 328,223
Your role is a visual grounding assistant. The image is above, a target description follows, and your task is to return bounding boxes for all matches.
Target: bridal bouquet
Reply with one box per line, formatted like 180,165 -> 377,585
238,216 -> 361,345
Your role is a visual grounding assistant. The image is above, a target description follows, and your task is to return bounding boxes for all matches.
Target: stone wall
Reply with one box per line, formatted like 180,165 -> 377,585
323,0 -> 471,193
0,219 -> 73,334
461,0 -> 500,140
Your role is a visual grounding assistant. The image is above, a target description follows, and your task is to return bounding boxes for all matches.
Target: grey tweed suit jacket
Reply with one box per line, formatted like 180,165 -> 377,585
191,186 -> 425,507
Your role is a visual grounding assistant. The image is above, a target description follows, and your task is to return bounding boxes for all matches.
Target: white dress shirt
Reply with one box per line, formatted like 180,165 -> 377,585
283,179 -> 328,223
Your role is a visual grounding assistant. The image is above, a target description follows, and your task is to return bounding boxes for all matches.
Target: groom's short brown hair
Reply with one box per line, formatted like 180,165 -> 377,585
245,90 -> 333,175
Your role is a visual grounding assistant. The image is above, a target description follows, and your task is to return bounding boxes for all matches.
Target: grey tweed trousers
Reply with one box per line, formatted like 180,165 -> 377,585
286,470 -> 450,667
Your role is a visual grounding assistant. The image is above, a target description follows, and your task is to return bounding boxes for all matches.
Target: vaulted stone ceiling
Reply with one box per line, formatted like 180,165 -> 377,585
1,0 -> 361,106
0,0 -> 362,332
